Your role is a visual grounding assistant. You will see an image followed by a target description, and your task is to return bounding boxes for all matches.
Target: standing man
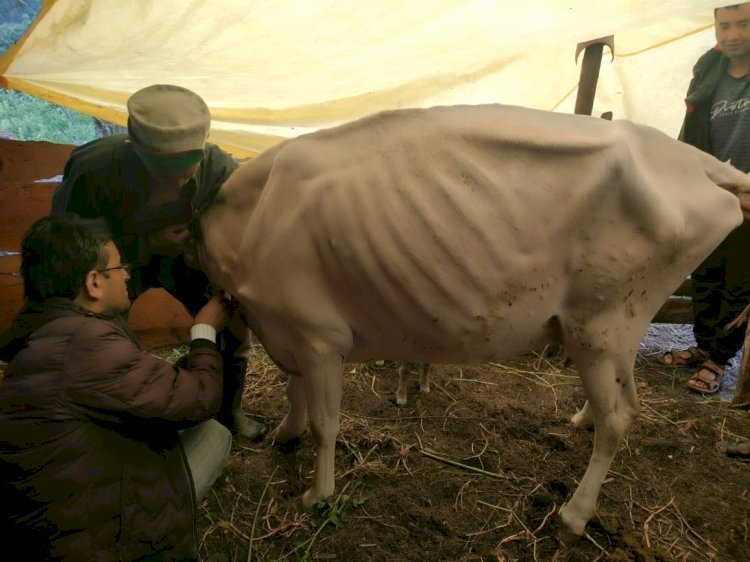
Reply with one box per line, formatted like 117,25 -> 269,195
660,3 -> 750,394
0,214 -> 232,561
51,84 -> 266,439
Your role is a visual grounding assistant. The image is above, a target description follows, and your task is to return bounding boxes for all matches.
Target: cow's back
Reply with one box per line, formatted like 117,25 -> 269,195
201,104 -> 743,368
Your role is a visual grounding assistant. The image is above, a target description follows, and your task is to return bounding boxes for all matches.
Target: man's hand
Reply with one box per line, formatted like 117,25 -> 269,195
194,294 -> 234,332
183,239 -> 202,270
740,193 -> 750,222
148,223 -> 190,256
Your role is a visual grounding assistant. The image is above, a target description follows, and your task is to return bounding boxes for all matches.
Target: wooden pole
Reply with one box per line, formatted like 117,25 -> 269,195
721,304 -> 750,408
574,36 -> 615,116
730,320 -> 750,408
727,305 -> 750,408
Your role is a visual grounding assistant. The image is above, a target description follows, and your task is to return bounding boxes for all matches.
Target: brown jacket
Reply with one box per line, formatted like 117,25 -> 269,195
0,299 -> 223,561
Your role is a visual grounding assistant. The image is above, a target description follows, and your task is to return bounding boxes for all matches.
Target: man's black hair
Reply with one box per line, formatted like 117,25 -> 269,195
21,214 -> 112,302
716,4 -> 744,16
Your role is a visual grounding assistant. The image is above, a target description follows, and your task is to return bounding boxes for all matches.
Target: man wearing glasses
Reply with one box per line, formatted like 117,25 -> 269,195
51,84 -> 266,441
0,214 -> 232,561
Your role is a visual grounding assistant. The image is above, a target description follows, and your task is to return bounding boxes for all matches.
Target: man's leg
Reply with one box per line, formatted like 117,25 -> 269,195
660,238 -> 728,367
706,225 -> 750,365
180,419 -> 232,503
687,227 -> 750,394
161,256 -> 267,441
690,241 -> 728,357
217,323 -> 268,441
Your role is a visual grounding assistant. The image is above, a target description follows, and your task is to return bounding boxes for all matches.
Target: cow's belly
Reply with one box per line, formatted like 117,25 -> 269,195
330,265 -> 567,363
239,227 -> 572,367
245,282 -> 562,366
344,301 -> 561,364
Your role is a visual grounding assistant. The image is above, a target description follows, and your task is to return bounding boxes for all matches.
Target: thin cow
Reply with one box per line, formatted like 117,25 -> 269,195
198,103 -> 747,536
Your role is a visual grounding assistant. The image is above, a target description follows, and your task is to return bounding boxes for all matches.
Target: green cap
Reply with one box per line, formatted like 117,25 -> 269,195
127,84 -> 210,156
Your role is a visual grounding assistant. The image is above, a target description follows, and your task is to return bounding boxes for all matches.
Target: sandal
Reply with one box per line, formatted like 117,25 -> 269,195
716,439 -> 750,458
686,360 -> 725,395
659,346 -> 708,367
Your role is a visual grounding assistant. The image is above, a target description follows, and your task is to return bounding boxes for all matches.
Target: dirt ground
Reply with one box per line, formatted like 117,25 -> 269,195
196,341 -> 750,562
2,332 -> 746,561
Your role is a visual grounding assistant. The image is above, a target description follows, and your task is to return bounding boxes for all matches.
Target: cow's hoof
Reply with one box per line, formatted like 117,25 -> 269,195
556,524 -> 585,547
302,488 -> 326,510
272,436 -> 300,454
273,422 -> 304,444
558,503 -> 588,537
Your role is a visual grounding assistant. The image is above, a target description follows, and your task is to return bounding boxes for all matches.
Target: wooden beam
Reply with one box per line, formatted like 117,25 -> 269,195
727,305 -> 750,408
652,296 -> 692,324
574,36 -> 615,116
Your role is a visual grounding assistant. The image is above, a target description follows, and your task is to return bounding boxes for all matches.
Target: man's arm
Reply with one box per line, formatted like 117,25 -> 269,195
739,193 -> 750,221
53,137 -> 152,265
64,317 -> 225,426
192,144 -> 239,216
51,171 -> 102,219
51,138 -> 123,218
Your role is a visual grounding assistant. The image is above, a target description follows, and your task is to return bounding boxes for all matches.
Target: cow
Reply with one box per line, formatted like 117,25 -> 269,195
197,103 -> 747,536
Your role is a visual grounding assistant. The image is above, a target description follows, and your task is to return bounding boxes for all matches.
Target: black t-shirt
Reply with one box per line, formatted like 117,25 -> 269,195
710,71 -> 750,172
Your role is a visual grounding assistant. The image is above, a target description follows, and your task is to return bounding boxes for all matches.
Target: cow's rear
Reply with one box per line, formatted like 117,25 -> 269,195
199,104 -> 745,535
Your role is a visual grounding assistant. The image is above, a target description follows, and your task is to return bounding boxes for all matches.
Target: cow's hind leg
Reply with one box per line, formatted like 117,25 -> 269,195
571,362 -> 640,431
559,348 -> 640,536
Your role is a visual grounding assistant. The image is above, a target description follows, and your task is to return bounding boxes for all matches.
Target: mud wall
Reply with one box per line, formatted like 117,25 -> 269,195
0,138 -> 192,349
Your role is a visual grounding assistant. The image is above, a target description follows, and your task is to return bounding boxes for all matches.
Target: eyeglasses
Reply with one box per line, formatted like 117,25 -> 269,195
97,263 -> 132,275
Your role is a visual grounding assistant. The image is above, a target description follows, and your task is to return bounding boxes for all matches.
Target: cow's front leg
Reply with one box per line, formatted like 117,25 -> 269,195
396,363 -> 409,406
396,363 -> 432,405
274,374 -> 307,443
420,363 -> 431,394
300,353 -> 344,508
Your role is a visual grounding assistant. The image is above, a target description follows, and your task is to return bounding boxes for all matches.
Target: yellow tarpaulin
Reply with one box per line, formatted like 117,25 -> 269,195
1,0 -> 719,157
